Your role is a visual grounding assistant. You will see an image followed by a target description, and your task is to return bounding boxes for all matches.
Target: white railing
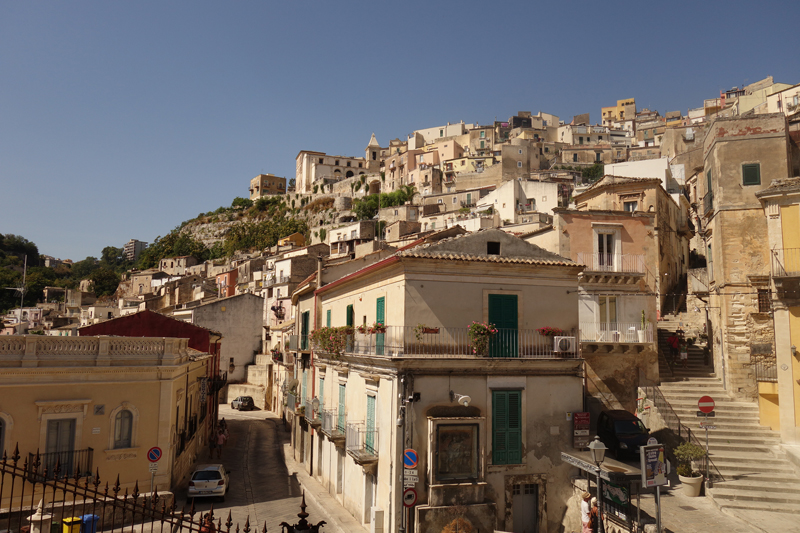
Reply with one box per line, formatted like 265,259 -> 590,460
286,392 -> 297,413
321,409 -> 344,436
576,253 -> 646,274
0,336 -> 189,361
579,323 -> 653,343
340,326 -> 579,359
303,399 -> 320,422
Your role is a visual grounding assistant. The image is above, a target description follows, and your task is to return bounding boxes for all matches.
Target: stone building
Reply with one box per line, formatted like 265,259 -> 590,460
249,173 -> 286,199
697,113 -> 796,399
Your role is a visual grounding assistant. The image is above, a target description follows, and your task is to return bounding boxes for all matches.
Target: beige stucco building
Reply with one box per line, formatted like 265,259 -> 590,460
282,230 -> 588,532
249,173 -> 287,199
0,336 -> 218,494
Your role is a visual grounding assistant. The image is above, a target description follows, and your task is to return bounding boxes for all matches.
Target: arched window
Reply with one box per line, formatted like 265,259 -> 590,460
114,410 -> 133,449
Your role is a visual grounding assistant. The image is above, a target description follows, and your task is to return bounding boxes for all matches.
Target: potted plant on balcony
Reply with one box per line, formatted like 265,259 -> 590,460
368,321 -> 386,334
356,324 -> 368,334
638,311 -> 648,343
310,326 -> 353,359
468,321 -> 497,356
536,326 -> 564,337
675,441 -> 705,497
414,323 -> 439,341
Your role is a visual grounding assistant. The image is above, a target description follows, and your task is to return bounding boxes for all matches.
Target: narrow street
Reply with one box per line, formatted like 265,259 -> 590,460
174,405 -> 329,531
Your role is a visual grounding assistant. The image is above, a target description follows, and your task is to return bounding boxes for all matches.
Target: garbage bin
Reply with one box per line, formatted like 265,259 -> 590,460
50,522 -> 62,533
80,515 -> 99,533
62,517 -> 82,533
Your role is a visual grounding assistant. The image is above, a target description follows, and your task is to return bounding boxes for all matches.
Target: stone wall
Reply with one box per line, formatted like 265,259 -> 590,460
583,346 -> 659,418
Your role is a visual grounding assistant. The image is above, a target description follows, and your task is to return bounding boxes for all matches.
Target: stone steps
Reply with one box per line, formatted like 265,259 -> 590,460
711,499 -> 800,515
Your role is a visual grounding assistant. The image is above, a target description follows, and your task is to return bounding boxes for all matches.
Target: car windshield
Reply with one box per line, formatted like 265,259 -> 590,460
614,420 -> 646,435
192,470 -> 222,481
243,397 -> 253,402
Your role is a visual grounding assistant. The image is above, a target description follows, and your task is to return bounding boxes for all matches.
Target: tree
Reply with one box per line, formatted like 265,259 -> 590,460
231,197 -> 253,209
70,257 -> 100,279
89,267 -> 120,297
582,163 -> 604,182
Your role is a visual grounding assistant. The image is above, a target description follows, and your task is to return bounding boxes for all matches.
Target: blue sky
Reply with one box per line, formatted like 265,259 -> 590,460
2,1 -> 798,261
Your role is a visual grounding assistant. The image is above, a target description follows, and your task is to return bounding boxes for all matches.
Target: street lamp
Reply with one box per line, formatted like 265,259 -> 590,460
588,436 -> 607,533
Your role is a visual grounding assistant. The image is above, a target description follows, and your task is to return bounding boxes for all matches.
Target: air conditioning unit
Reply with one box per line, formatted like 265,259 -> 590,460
554,336 -> 576,354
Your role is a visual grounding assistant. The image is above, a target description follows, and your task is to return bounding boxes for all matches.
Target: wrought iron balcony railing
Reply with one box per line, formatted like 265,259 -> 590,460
579,323 -> 654,343
346,422 -> 378,462
28,448 -> 94,481
771,248 -> 800,277
576,253 -> 646,274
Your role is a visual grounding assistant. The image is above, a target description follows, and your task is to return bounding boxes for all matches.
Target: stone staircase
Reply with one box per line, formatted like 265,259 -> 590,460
656,316 -> 712,379
656,320 -> 800,515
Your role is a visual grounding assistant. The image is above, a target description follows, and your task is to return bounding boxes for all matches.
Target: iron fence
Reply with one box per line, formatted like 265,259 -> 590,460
342,326 -> 579,359
286,392 -> 297,413
27,448 -> 93,481
770,248 -> 800,277
2,445 -> 320,533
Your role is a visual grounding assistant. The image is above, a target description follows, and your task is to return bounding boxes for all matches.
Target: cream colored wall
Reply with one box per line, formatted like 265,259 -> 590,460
321,267 -> 405,329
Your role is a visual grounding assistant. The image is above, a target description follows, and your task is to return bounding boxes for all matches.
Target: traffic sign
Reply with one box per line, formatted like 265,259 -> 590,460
149,462 -> 158,473
403,488 -> 417,507
404,469 -> 418,477
404,475 -> 419,483
147,447 -> 163,462
403,449 -> 418,469
700,424 -> 717,430
698,396 -> 715,414
696,411 -> 715,418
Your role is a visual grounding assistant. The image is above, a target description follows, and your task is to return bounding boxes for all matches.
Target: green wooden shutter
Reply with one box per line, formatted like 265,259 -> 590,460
742,163 -> 761,186
366,395 -> 376,453
301,311 -> 310,350
376,297 -> 385,355
493,390 -> 522,464
319,378 -> 324,408
346,305 -> 354,327
338,383 -> 346,431
302,370 -> 308,402
326,309 -> 331,327
488,294 -> 518,358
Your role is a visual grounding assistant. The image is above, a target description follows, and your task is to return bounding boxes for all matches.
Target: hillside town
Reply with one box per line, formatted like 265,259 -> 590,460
3,76 -> 800,533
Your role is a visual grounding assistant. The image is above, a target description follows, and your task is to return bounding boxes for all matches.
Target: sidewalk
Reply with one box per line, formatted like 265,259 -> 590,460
282,441 -> 368,533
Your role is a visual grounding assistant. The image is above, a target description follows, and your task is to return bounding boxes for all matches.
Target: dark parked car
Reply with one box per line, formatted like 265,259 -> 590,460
597,410 -> 651,459
231,396 -> 255,411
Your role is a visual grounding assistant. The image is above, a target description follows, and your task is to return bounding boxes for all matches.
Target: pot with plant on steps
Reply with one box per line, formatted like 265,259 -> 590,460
675,441 -> 706,497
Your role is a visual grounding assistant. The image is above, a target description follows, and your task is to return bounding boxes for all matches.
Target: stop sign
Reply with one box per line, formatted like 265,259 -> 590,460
698,396 -> 715,414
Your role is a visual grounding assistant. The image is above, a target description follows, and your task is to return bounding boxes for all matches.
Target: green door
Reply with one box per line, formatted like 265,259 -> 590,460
376,297 -> 385,355
346,304 -> 354,352
366,395 -> 376,454
488,294 -> 518,358
301,311 -> 310,350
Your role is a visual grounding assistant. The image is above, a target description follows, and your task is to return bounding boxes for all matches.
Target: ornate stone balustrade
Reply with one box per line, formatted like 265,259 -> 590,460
0,335 -> 193,368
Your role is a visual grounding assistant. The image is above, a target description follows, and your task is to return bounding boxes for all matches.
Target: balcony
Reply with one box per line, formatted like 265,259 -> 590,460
576,253 -> 646,284
580,322 -> 654,354
770,248 -> 800,299
28,448 -> 93,481
336,326 -> 579,359
754,359 -> 777,383
303,398 -> 321,426
346,423 -> 379,466
321,409 -> 346,444
286,392 -> 298,413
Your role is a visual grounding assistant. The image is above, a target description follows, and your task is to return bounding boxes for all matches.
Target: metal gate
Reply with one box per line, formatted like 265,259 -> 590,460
1,445 -> 322,533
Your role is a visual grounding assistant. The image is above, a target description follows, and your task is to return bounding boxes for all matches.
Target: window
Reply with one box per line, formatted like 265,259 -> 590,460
742,163 -> 761,186
545,147 -> 549,153
624,201 -> 637,212
480,131 -> 485,138
596,152 -> 601,162
366,395 -> 376,454
337,383 -> 346,432
598,296 -> 617,326
346,161 -> 351,167
579,136 -> 583,145
326,309 -> 331,327
453,197 -> 458,204
492,390 -> 522,464
319,158 -> 324,164
597,231 -> 616,269
301,311 -> 310,350
319,377 -> 325,408
334,160 -> 339,166
480,141 -> 485,149
758,289 -> 771,313
114,410 -> 133,449
438,199 -> 443,204
440,129 -> 444,137
518,149 -> 523,155
573,154 -> 578,162
487,241 -> 501,255
358,162 -> 363,168
517,161 -> 523,168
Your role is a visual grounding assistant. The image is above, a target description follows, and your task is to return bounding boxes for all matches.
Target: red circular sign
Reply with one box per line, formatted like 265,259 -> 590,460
698,396 -> 715,414
403,488 -> 417,507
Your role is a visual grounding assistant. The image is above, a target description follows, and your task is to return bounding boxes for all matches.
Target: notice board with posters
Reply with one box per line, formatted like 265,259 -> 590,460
640,443 -> 668,487
573,412 -> 590,448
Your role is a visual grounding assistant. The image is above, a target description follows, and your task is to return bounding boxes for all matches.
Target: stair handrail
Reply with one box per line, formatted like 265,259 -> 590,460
656,329 -> 676,377
644,384 -> 725,482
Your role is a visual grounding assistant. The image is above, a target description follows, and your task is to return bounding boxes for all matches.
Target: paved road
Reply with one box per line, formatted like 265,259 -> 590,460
173,405 -> 329,532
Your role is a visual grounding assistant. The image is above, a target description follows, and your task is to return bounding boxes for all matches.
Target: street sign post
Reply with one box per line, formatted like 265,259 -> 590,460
147,447 -> 162,496
696,411 -> 715,417
403,449 -> 418,469
697,397 -> 715,487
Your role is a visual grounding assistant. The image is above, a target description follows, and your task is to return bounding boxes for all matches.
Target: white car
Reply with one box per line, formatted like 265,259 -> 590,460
188,464 -> 229,501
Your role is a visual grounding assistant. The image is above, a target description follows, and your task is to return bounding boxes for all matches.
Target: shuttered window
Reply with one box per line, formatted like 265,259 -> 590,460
742,163 -> 761,186
326,309 -> 331,327
492,390 -> 522,464
346,305 -> 354,327
337,384 -> 346,432
319,378 -> 324,408
366,395 -> 376,454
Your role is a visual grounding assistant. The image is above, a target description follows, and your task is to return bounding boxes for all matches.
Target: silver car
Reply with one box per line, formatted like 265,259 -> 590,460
187,464 -> 229,501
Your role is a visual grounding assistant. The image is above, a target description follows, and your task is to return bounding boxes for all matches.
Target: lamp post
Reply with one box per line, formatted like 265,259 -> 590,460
588,436 -> 607,533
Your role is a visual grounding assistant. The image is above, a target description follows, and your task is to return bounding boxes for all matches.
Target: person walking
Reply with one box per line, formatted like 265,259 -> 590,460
667,332 -> 679,363
215,428 -> 227,459
580,491 -> 592,533
589,497 -> 599,533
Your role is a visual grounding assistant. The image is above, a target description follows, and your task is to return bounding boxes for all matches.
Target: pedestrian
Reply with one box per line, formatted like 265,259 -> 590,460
667,332 -> 679,362
580,491 -> 592,533
199,513 -> 216,533
589,497 -> 599,533
215,428 -> 227,459
679,338 -> 689,368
